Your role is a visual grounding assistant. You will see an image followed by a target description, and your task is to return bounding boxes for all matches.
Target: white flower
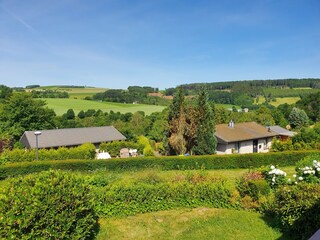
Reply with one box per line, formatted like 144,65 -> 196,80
293,174 -> 297,178
288,178 -> 291,182
313,160 -> 317,164
270,165 -> 275,170
295,182 -> 298,184
317,168 -> 320,172
299,176 -> 303,181
312,170 -> 316,175
272,177 -> 276,182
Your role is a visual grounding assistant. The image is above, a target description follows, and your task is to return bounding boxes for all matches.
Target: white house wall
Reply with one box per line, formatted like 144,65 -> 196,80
216,137 -> 274,154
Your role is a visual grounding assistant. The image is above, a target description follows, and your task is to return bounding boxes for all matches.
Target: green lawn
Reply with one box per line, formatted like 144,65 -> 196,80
43,98 -> 166,115
97,208 -> 287,240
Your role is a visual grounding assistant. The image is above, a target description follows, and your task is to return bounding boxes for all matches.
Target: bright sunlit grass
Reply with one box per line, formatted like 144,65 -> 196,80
43,98 -> 166,115
97,208 -> 286,240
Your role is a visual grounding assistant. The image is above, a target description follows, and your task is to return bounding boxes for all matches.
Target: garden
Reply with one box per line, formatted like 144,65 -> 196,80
1,151 -> 320,239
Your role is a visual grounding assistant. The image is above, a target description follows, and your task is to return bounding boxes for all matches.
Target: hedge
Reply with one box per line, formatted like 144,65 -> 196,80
93,180 -> 236,217
271,183 -> 320,240
0,143 -> 96,165
1,150 -> 320,179
0,170 -> 98,239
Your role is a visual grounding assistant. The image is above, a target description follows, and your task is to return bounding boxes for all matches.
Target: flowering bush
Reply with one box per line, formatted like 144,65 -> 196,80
263,165 -> 287,188
294,160 -> 320,183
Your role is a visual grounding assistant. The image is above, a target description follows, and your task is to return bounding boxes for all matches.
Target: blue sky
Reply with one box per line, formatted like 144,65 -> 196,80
0,0 -> 319,89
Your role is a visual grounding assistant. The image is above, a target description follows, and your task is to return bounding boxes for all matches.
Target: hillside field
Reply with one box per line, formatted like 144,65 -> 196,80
256,96 -> 300,106
43,98 -> 166,115
30,86 -> 108,99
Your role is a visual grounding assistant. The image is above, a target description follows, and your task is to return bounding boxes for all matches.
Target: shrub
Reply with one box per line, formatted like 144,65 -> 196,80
0,143 -> 96,165
262,165 -> 287,188
236,171 -> 271,210
93,178 -> 236,217
0,170 -> 98,239
295,155 -> 320,183
271,183 -> 320,240
143,145 -> 155,156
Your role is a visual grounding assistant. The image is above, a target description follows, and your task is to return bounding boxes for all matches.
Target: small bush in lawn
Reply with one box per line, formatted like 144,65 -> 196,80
0,170 -> 98,239
237,171 -> 271,200
294,157 -> 320,184
262,165 -> 287,188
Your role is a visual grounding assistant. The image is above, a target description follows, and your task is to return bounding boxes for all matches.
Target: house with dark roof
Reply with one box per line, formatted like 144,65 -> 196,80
215,121 -> 278,154
20,126 -> 126,149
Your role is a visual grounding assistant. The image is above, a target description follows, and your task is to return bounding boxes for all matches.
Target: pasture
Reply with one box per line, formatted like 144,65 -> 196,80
256,96 -> 300,106
43,98 -> 166,115
31,86 -> 108,99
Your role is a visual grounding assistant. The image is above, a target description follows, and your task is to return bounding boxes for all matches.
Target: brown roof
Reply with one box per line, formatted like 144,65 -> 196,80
215,122 -> 278,144
20,126 -> 126,149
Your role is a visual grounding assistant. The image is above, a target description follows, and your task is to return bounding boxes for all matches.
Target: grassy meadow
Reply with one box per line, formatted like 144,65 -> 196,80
43,98 -> 166,115
256,96 -> 300,106
30,86 -> 108,99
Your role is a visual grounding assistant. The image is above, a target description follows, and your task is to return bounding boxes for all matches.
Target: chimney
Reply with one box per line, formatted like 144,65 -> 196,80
228,120 -> 234,128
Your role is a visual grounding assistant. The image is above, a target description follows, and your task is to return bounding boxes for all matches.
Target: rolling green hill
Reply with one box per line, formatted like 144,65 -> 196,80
43,98 -> 166,115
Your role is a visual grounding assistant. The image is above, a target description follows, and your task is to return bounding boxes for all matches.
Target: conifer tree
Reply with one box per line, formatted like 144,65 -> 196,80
166,88 -> 187,155
192,87 -> 217,155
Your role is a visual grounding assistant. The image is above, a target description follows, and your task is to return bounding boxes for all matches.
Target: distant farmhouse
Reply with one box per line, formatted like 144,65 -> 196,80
215,121 -> 295,154
20,126 -> 126,149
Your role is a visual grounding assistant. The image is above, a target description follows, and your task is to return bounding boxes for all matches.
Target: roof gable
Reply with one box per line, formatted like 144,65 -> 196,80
20,126 -> 126,149
215,122 -> 278,144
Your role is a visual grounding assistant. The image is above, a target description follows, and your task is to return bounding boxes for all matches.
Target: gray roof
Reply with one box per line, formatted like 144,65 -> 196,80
20,126 -> 126,149
268,125 -> 297,137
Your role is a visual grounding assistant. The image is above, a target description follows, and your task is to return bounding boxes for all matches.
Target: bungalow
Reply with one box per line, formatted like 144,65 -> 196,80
20,126 -> 126,149
215,121 -> 278,154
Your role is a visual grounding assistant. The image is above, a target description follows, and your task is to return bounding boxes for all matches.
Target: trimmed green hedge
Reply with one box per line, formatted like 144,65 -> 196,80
0,143 -> 96,165
93,180 -> 236,217
0,170 -> 98,239
1,151 -> 320,179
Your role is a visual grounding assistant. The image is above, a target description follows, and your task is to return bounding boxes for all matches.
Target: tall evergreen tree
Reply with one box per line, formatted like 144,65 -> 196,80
166,88 -> 187,155
192,87 -> 217,155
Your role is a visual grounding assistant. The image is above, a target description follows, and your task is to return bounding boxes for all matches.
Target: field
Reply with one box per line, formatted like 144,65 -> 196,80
262,87 -> 319,98
30,86 -> 108,99
256,96 -> 300,106
43,98 -> 166,115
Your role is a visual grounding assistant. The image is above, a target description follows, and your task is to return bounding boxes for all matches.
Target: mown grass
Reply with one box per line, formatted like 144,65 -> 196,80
255,96 -> 300,106
97,208 -> 287,240
43,98 -> 166,115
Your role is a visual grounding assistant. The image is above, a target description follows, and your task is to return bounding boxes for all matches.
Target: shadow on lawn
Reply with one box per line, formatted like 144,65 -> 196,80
260,215 -> 291,240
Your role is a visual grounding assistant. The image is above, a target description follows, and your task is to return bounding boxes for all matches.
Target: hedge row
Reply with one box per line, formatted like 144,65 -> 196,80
1,150 -> 320,179
93,180 -> 236,217
0,143 -> 96,165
